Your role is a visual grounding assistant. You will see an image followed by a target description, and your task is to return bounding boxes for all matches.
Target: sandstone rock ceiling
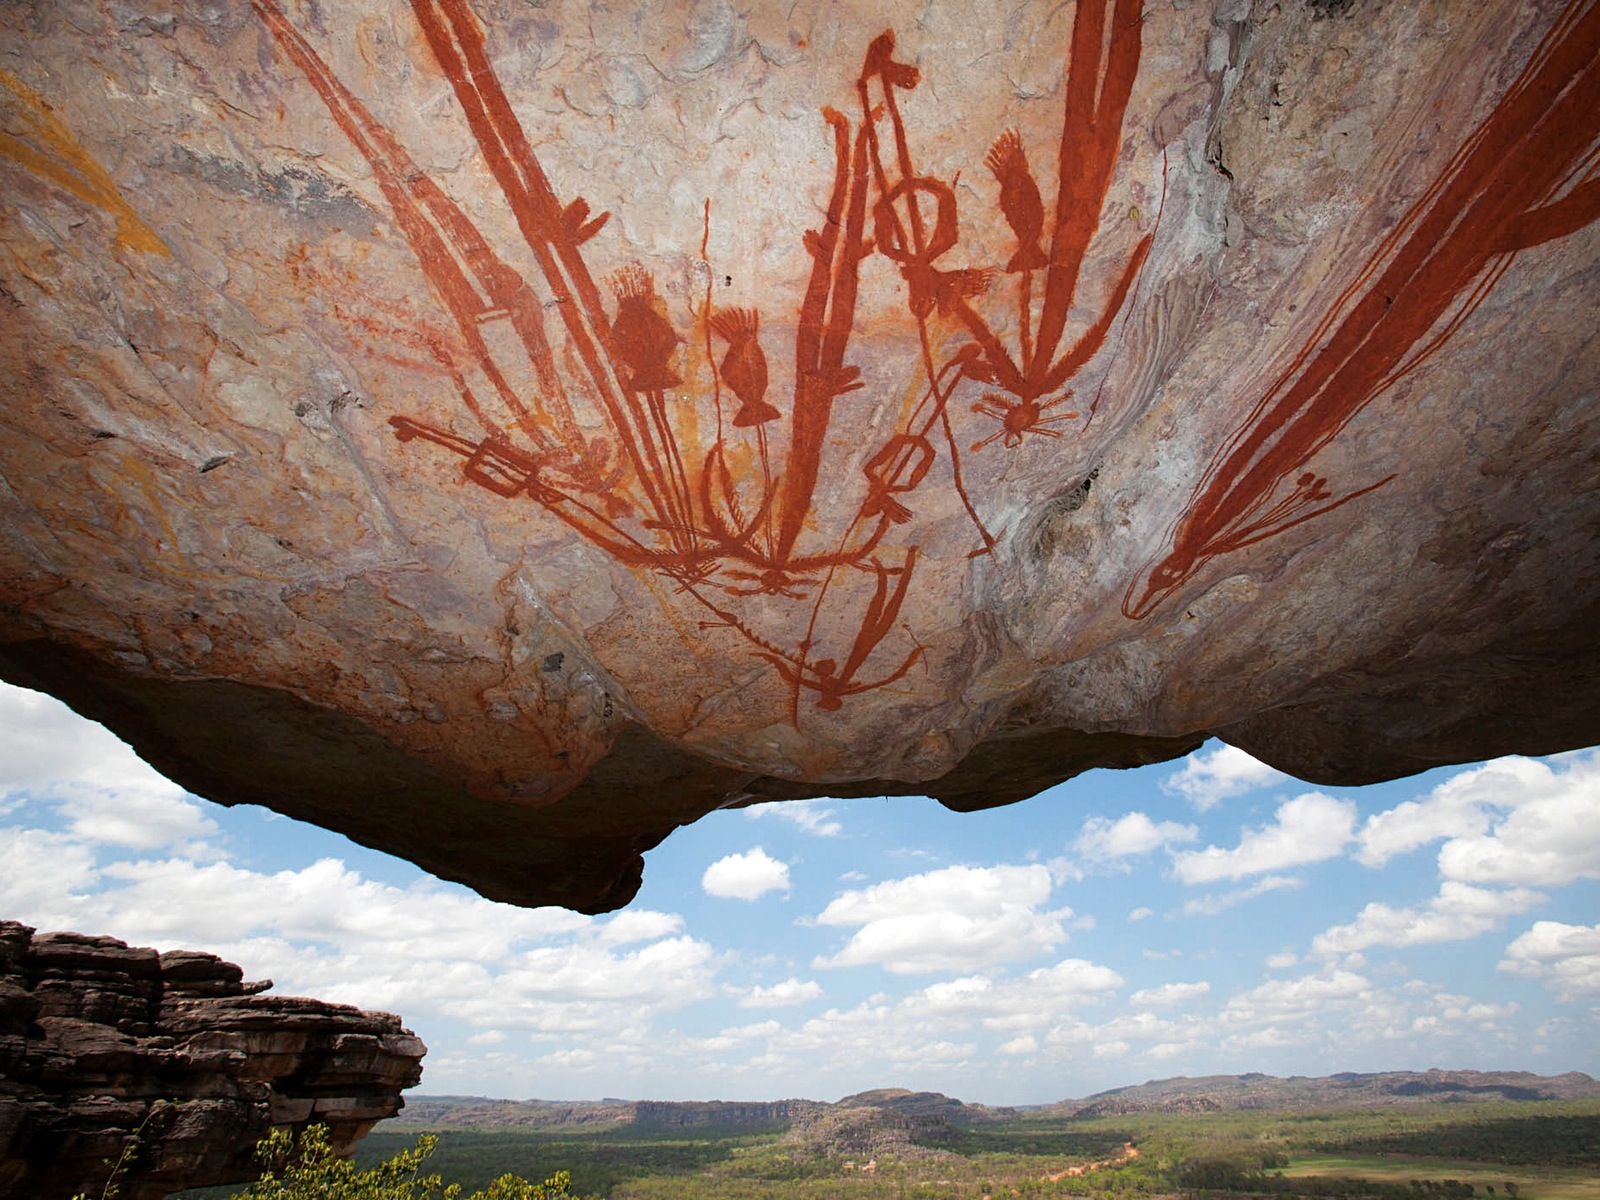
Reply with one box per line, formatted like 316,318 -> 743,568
2,0 -> 1597,913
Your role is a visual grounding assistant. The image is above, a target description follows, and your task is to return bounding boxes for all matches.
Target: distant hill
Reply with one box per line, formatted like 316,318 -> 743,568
390,1070 -> 1600,1134
391,1094 -> 813,1133
1058,1069 -> 1600,1116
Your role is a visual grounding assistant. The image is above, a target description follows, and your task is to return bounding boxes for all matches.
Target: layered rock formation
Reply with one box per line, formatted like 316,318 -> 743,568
2,0 -> 1598,911
0,921 -> 425,1200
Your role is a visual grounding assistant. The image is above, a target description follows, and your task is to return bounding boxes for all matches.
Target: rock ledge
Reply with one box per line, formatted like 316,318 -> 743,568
0,920 -> 424,1200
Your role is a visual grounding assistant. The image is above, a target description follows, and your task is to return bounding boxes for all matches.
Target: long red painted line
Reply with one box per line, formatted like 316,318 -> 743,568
1126,0 -> 1600,619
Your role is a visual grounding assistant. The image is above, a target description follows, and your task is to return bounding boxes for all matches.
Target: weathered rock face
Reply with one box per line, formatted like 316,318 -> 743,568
0,921 -> 425,1200
2,0 -> 1598,911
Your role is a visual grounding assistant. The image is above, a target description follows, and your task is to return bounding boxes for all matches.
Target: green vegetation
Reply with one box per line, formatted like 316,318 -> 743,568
172,1098 -> 1600,1200
230,1125 -> 582,1200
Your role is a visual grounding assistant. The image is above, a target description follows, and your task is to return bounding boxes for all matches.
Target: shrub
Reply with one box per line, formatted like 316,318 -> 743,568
230,1124 -> 580,1200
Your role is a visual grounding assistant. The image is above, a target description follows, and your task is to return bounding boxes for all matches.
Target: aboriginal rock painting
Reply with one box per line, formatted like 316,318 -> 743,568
1125,0 -> 1600,619
252,0 -> 1153,717
251,0 -> 1600,718
0,69 -> 168,256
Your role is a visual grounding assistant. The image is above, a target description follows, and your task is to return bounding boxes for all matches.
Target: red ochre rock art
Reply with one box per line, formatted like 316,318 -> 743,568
1,1 -> 1598,911
0,921 -> 425,1200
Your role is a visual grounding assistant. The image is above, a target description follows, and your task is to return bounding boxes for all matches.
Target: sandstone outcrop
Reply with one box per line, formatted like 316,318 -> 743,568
0,921 -> 425,1200
2,0 -> 1598,911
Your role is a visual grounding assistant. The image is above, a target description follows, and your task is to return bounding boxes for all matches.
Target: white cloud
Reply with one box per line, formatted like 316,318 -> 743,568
0,682 -> 219,856
1355,763 -> 1515,866
1129,981 -> 1210,1008
55,784 -> 220,855
1161,743 -> 1287,811
1348,751 -> 1600,890
1074,812 -> 1197,861
0,682 -> 172,794
1265,951 -> 1300,969
745,798 -> 843,837
0,828 -> 100,918
737,978 -> 824,1008
1222,969 -> 1370,1024
1357,753 -> 1599,873
596,909 -> 685,946
764,957 -> 1122,1075
1312,882 -> 1545,957
1435,757 -> 1600,887
702,848 -> 790,900
0,820 -> 717,1038
1128,906 -> 1154,922
1172,793 -> 1356,884
1147,1040 -> 1193,1060
1181,875 -> 1302,916
1500,921 -> 1600,1000
689,1020 -> 785,1053
812,864 -> 1068,974
948,959 -> 1125,1024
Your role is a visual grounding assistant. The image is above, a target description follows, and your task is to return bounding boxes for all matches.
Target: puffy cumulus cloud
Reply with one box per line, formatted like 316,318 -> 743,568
1128,906 -> 1154,922
55,785 -> 219,856
1161,743 -> 1287,811
1,682 -> 219,857
1172,793 -> 1356,884
1311,882 -> 1545,958
764,956 -> 1121,1074
596,909 -> 686,946
772,996 -> 981,1074
1129,981 -> 1210,1008
745,798 -> 842,837
1500,921 -> 1600,1000
925,959 -> 1125,1028
1221,969 -> 1370,1025
1,682 -> 168,794
1353,751 -> 1600,884
812,864 -> 1069,974
1074,812 -> 1197,862
1400,986 -> 1519,1035
0,814 -> 717,1040
1039,968 -> 1522,1074
1434,756 -> 1600,887
1353,758 -> 1534,866
737,978 -> 824,1008
1045,1009 -> 1201,1056
701,847 -> 790,900
0,828 -> 100,920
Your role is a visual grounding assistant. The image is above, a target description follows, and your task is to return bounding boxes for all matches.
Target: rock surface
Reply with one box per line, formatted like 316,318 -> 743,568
0,921 -> 425,1200
2,0 -> 1598,912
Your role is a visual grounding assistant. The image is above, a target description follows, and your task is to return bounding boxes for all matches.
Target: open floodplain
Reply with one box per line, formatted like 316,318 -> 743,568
305,1094 -> 1600,1200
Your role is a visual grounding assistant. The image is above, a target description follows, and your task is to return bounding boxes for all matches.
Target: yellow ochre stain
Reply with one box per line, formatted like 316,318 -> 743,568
0,70 -> 169,255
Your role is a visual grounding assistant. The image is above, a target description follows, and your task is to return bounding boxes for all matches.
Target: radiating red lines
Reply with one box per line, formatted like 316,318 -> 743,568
254,0 -> 1151,716
1125,0 -> 1600,620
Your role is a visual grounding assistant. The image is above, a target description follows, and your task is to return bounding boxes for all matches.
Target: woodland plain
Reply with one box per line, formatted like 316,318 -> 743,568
173,1094 -> 1600,1200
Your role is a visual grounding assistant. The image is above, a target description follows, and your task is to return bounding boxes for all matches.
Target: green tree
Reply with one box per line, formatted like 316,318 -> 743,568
231,1124 -> 580,1200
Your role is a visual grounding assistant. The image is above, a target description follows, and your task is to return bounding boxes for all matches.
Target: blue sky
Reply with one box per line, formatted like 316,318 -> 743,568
2,679 -> 1597,1106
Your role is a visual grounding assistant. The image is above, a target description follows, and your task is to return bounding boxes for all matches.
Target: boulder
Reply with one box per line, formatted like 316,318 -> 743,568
1,0 -> 1597,911
0,921 -> 424,1200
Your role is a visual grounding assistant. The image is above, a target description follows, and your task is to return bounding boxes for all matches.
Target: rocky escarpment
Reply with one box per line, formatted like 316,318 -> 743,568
1061,1069 -> 1600,1117
3,0 -> 1599,911
0,921 -> 425,1200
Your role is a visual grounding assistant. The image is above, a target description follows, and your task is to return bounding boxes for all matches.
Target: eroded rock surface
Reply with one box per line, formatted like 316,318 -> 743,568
2,0 -> 1598,911
0,921 -> 425,1200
